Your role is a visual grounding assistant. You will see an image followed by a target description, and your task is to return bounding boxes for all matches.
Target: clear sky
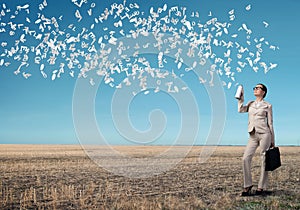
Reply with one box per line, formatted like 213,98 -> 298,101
0,0 -> 299,146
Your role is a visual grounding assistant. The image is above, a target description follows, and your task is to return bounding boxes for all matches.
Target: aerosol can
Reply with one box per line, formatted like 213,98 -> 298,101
235,85 -> 243,100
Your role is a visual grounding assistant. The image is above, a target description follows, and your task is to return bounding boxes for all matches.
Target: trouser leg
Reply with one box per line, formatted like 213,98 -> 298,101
258,132 -> 272,189
242,133 -> 258,188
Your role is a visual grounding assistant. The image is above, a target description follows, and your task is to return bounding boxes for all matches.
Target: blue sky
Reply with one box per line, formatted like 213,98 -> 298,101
0,0 -> 299,145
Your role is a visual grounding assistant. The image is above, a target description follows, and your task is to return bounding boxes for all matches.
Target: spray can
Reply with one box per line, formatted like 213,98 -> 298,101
235,85 -> 243,100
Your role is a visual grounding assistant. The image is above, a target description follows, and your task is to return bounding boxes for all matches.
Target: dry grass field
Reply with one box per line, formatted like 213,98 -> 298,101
0,145 -> 299,209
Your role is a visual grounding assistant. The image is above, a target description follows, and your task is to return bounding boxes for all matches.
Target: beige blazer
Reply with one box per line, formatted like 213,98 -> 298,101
238,99 -> 275,144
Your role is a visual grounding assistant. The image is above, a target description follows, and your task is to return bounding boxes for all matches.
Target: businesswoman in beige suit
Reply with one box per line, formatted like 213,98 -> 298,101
238,83 -> 275,196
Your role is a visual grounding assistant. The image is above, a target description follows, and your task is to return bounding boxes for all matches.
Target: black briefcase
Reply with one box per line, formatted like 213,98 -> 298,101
265,147 -> 281,171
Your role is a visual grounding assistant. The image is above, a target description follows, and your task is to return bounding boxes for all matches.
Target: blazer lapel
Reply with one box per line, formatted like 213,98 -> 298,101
259,101 -> 269,109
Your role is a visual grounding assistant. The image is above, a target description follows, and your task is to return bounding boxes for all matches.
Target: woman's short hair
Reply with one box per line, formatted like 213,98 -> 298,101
257,83 -> 267,98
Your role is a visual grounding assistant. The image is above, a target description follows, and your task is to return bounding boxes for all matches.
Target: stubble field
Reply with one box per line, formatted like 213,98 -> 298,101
0,145 -> 299,209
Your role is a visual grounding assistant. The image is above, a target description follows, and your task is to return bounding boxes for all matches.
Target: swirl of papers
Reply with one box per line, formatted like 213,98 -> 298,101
0,1 -> 279,91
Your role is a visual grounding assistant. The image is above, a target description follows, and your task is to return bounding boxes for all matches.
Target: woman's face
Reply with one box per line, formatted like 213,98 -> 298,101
253,85 -> 265,98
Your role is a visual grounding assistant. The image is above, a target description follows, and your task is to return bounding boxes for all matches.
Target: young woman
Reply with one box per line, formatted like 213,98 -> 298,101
237,83 -> 275,196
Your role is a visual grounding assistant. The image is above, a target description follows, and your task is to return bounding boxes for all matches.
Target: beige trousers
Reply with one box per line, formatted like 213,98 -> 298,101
242,129 -> 271,189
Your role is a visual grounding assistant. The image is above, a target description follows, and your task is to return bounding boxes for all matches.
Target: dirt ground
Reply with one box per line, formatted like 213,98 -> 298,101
0,145 -> 299,209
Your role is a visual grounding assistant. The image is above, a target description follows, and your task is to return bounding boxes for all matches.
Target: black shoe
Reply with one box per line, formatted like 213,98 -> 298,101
255,189 -> 265,196
241,185 -> 253,196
